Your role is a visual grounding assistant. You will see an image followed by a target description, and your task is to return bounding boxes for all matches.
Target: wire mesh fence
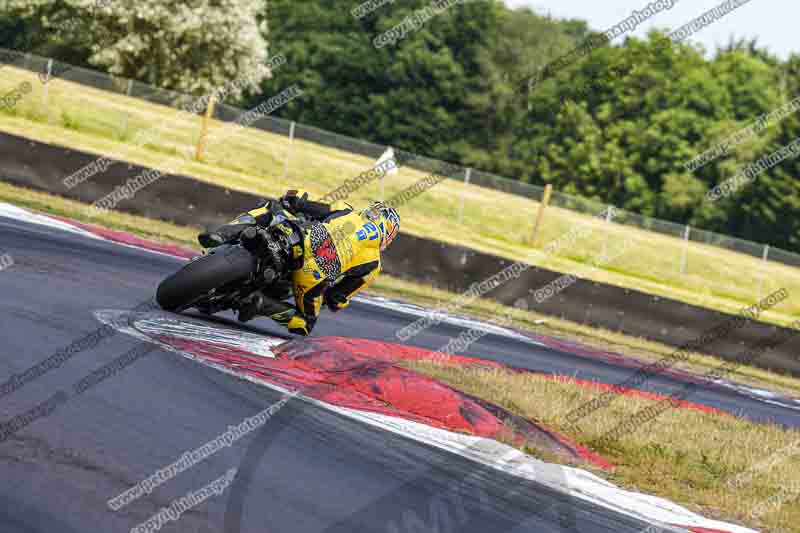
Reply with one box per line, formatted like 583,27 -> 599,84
2,47 -> 800,316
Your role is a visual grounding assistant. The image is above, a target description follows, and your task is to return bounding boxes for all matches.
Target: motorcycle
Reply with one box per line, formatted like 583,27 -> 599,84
156,200 -> 303,315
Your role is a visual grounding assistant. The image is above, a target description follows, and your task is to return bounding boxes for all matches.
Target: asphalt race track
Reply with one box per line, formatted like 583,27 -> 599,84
0,211 -> 794,533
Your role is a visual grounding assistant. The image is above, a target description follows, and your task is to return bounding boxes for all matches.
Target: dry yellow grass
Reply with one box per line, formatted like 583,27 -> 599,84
0,180 -> 202,248
3,179 -> 800,398
4,180 -> 800,529
371,276 -> 800,397
405,360 -> 800,533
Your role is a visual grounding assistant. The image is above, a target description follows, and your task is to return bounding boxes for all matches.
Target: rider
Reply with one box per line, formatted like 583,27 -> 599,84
198,190 -> 400,336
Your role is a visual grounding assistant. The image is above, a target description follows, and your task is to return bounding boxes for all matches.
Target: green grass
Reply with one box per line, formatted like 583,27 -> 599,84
5,180 -> 799,531
405,360 -> 800,533
5,179 -> 796,532
4,179 -> 800,400
1,65 -> 799,329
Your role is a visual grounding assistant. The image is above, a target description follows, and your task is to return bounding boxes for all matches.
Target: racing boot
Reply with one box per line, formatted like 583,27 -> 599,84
238,290 -> 296,323
237,291 -> 265,322
237,291 -> 312,336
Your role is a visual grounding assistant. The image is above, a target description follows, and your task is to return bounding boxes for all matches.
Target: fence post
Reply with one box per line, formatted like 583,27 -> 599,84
680,225 -> 691,275
119,79 -> 134,139
758,244 -> 770,299
41,59 -> 53,114
458,167 -> 472,224
283,121 -> 296,180
601,204 -> 614,258
529,184 -> 553,247
195,95 -> 216,161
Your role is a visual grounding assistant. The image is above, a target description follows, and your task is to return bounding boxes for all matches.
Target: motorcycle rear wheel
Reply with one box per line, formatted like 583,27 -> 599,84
156,246 -> 257,312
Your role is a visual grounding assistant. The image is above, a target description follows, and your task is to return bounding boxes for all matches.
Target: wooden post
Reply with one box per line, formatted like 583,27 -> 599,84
283,121 -> 296,180
757,244 -> 770,299
195,95 -> 216,161
457,168 -> 472,224
529,184 -> 553,247
600,204 -> 614,259
41,59 -> 53,113
120,79 -> 134,139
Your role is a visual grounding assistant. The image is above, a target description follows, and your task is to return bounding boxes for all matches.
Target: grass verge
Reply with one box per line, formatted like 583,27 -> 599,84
0,65 -> 798,328
403,360 -> 800,533
3,179 -> 800,399
4,182 -> 800,530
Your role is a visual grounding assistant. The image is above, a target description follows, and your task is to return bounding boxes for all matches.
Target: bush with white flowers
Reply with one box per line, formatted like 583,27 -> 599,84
3,0 -> 271,98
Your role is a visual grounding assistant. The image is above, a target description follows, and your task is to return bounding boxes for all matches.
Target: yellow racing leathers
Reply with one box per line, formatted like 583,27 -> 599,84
202,195 -> 385,335
287,209 -> 382,335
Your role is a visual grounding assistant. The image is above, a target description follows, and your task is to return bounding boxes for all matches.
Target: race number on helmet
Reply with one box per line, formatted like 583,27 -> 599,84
364,202 -> 400,251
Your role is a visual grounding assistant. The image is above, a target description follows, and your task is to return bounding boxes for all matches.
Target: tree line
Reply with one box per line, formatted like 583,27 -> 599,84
2,0 -> 798,250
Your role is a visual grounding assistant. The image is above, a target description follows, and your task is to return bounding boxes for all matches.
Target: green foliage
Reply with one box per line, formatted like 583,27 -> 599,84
261,0 -> 584,168
515,31 -> 799,249
259,3 -> 799,249
2,0 -> 270,98
2,0 -> 799,250
60,109 -> 78,130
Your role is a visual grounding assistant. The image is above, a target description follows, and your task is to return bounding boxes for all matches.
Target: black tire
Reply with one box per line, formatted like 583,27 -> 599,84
156,246 -> 258,312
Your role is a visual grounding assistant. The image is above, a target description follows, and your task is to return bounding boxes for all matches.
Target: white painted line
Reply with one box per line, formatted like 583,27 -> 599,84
97,310 -> 756,533
94,310 -> 284,359
355,294 -> 544,346
5,200 -> 798,413
0,202 -> 101,238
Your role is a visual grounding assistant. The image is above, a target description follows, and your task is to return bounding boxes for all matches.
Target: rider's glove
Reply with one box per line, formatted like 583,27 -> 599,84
281,190 -> 308,213
240,227 -> 269,255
